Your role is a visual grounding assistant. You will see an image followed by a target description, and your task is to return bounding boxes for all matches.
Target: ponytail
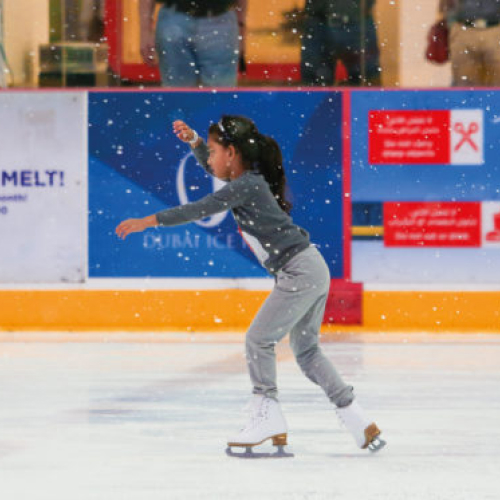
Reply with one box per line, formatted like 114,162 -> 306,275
254,134 -> 292,214
208,115 -> 293,214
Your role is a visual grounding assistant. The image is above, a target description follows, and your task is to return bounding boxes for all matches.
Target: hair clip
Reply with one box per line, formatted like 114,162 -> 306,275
217,121 -> 226,134
218,120 -> 234,142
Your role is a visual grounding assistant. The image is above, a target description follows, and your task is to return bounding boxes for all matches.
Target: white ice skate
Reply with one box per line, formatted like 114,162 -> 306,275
226,395 -> 293,458
336,400 -> 386,452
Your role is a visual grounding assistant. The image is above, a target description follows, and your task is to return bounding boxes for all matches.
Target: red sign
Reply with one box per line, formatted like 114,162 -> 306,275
384,202 -> 481,247
369,110 -> 484,165
369,111 -> 450,164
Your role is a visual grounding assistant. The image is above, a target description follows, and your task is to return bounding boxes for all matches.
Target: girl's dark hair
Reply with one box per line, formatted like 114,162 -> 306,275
208,115 -> 292,214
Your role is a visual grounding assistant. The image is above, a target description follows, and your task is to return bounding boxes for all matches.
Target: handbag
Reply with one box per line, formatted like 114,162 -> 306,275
425,19 -> 449,64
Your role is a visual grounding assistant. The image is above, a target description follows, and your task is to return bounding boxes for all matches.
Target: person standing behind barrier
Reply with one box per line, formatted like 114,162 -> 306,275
139,0 -> 247,87
441,0 -> 500,86
301,0 -> 381,86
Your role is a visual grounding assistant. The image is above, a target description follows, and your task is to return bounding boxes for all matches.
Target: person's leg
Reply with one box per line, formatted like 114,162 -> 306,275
243,247 -> 384,452
155,7 -> 198,87
449,24 -> 482,86
245,247 -> 329,399
289,292 -> 354,408
245,284 -> 314,399
362,19 -> 382,86
481,25 -> 500,86
301,17 -> 335,86
338,20 -> 380,86
287,257 -> 383,451
229,248 -> 325,450
193,10 -> 239,87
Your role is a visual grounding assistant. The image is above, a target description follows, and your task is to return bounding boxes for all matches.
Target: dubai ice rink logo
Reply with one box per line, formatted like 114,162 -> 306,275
176,151 -> 228,228
142,152 -> 237,252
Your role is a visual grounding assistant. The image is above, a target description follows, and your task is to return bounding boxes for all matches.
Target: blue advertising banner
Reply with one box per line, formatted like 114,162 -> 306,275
350,90 -> 500,284
88,91 -> 344,279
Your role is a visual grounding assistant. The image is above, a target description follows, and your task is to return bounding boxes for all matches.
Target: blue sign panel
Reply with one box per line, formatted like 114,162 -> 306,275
88,91 -> 344,278
351,90 -> 500,203
350,90 -> 500,284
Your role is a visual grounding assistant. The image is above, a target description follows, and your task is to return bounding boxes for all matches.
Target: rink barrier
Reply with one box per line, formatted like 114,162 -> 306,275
2,89 -> 500,333
0,290 -> 499,332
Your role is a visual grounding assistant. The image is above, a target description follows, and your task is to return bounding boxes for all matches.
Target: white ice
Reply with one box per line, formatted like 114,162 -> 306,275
0,332 -> 499,500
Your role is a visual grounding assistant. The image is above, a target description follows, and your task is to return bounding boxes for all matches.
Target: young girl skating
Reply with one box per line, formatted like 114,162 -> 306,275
116,115 -> 385,457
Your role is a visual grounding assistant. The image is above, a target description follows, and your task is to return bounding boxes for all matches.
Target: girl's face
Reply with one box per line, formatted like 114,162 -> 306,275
207,136 -> 242,180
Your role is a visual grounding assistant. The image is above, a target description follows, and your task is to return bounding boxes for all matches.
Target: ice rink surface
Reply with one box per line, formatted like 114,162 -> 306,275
0,332 -> 499,500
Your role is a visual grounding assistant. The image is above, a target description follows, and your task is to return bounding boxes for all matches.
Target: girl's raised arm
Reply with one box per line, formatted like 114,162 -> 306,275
172,120 -> 213,175
172,120 -> 202,148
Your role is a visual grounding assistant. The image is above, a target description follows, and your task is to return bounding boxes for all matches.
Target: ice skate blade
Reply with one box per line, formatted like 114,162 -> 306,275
368,437 -> 387,453
363,423 -> 385,452
226,445 -> 294,459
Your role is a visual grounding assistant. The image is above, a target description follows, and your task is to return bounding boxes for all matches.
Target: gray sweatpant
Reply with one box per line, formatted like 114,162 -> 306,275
246,246 -> 354,408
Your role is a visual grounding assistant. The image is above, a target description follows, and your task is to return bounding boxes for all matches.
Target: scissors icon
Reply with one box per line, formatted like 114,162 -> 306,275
454,122 -> 479,152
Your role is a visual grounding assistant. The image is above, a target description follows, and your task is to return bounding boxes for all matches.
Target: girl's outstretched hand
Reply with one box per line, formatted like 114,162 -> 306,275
173,120 -> 196,143
116,217 -> 150,240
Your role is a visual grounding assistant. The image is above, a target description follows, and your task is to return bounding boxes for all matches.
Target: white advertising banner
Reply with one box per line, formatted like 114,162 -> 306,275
0,92 -> 86,283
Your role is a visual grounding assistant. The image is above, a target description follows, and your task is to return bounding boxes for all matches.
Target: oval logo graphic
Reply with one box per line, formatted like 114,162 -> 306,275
176,152 -> 228,228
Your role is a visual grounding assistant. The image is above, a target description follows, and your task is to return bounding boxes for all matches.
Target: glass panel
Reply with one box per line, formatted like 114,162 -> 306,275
243,0 -> 304,85
374,0 -> 399,87
100,0 -> 160,86
97,0 -> 397,88
0,0 -> 444,89
107,0 -> 306,87
40,0 -> 109,87
0,0 -> 8,88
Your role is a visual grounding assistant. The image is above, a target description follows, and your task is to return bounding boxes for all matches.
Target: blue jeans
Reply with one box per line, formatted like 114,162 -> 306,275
155,6 -> 239,87
301,17 -> 381,86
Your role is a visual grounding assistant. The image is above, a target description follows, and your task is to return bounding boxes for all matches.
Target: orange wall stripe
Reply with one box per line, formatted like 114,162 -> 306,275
0,290 -> 269,331
1,290 -> 499,332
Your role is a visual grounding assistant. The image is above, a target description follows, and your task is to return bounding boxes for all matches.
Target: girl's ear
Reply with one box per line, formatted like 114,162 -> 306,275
228,144 -> 236,159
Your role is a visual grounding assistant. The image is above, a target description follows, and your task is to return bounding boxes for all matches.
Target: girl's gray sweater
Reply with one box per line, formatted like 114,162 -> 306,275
155,142 -> 310,275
